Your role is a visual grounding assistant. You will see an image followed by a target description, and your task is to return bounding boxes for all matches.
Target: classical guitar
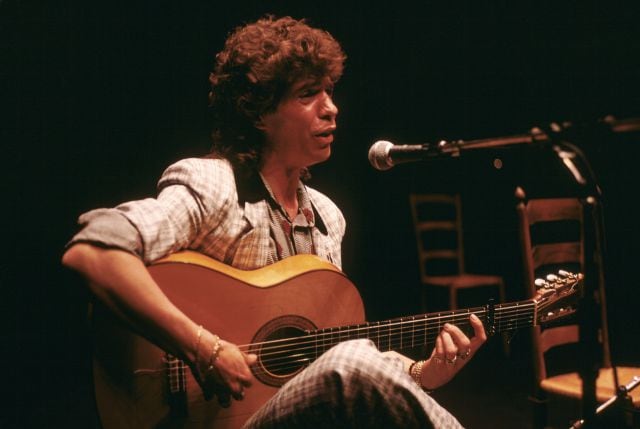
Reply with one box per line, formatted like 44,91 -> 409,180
92,251 -> 582,429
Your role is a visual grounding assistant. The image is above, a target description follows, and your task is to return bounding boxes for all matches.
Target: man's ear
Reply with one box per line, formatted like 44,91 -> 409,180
254,118 -> 266,131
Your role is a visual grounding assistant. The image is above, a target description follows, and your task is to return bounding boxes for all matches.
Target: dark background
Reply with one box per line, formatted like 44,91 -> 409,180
3,1 -> 640,427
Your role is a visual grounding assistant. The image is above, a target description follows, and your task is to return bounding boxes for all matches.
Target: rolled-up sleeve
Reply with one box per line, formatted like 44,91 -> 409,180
68,208 -> 144,256
67,158 -> 235,263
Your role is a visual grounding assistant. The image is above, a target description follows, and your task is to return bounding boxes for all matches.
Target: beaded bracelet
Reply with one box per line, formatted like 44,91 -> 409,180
206,335 -> 223,374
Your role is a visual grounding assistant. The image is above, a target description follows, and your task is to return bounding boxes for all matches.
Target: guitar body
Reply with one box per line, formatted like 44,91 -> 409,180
92,251 -> 581,429
92,252 -> 365,429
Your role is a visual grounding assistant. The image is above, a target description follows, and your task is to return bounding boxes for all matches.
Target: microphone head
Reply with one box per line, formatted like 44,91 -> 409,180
368,140 -> 394,171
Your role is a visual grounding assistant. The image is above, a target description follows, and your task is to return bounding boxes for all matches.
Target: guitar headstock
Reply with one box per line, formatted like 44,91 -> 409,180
533,270 -> 583,327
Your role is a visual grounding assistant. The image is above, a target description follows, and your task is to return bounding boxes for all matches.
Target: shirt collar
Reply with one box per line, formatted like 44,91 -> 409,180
258,173 -> 316,227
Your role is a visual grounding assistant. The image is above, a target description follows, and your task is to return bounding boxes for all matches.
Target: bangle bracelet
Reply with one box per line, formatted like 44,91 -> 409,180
195,324 -> 204,357
193,325 -> 204,381
409,360 -> 425,387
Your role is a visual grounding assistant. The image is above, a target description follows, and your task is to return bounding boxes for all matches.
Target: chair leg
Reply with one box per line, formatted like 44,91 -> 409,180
529,391 -> 549,429
449,287 -> 457,310
420,288 -> 428,314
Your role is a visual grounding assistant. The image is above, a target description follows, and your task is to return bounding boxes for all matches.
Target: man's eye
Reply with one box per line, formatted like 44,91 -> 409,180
299,88 -> 319,99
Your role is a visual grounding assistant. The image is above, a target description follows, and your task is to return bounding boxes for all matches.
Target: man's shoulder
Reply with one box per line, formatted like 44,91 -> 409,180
165,156 -> 233,175
158,156 -> 238,200
159,156 -> 234,183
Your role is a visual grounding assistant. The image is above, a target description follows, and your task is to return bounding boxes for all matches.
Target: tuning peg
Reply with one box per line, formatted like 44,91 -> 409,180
534,278 -> 547,288
558,270 -> 569,277
546,274 -> 558,282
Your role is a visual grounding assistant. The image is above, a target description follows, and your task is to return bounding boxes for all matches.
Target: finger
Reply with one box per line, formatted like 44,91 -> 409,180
237,353 -> 257,387
226,376 -> 244,398
443,323 -> 472,351
229,382 -> 246,401
458,347 -> 472,360
433,334 -> 445,361
217,389 -> 232,408
469,314 -> 487,344
244,352 -> 258,365
440,330 -> 458,360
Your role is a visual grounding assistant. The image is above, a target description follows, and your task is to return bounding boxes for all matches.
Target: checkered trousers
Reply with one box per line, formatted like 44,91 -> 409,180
243,339 -> 464,429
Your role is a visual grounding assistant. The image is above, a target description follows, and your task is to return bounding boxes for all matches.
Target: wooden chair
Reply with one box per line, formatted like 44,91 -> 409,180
409,193 -> 506,311
515,187 -> 640,428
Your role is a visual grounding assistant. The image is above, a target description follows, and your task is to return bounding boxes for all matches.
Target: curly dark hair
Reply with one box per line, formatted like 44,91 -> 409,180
208,15 -> 346,171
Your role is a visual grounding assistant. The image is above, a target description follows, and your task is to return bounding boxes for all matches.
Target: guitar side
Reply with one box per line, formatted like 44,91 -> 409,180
92,252 -> 365,429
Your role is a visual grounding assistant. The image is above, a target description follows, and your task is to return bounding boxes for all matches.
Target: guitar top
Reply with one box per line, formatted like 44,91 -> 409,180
92,251 -> 581,429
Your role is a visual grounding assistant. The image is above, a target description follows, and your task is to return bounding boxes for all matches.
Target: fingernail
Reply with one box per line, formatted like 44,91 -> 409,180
470,314 -> 479,321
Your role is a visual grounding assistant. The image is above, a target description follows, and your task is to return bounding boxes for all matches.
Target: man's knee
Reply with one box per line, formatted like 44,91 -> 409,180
317,339 -> 403,394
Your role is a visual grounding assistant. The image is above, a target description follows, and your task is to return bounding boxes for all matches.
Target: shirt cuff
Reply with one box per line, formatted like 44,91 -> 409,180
66,208 -> 144,257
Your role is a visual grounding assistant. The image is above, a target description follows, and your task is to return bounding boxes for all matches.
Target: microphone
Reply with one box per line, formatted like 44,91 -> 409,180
369,132 -> 544,171
368,140 -> 444,171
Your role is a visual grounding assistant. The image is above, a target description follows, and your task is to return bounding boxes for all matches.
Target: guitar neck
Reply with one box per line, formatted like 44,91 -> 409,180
301,300 -> 535,358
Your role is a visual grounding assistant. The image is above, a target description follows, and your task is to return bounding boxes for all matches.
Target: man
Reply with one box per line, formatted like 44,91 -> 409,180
63,15 -> 485,428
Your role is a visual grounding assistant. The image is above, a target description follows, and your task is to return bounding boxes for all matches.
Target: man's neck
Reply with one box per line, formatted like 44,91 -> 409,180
260,163 -> 301,218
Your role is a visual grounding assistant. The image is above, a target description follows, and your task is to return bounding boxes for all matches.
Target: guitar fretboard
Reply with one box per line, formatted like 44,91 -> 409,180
242,300 -> 536,375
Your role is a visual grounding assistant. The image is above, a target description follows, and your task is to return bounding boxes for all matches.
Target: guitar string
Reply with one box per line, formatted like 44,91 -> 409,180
246,313 -> 536,377
237,302 -> 535,352
156,305 -> 536,380
237,305 -> 536,362
248,313 -> 534,370
247,311 -> 535,362
164,307 -> 537,379
239,303 -> 534,350
239,305 -> 535,358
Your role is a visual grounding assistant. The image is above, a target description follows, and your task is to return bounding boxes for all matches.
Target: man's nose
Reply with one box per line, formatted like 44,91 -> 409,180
319,93 -> 338,119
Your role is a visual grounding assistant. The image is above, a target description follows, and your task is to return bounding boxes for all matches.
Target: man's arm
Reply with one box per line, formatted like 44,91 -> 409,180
62,243 -> 256,401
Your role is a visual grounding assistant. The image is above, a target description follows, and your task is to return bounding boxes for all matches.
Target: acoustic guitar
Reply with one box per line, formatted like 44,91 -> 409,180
92,251 -> 582,429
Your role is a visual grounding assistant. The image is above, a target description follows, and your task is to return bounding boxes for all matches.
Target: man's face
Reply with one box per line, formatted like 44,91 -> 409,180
259,76 -> 338,169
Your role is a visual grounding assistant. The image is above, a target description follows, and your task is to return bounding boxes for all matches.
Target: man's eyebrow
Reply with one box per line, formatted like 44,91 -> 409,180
295,81 -> 320,91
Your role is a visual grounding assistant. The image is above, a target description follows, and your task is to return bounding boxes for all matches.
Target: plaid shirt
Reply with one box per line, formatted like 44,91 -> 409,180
69,157 -> 345,269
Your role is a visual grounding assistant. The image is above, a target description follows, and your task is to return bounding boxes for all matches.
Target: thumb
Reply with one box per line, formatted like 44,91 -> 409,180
245,352 -> 258,365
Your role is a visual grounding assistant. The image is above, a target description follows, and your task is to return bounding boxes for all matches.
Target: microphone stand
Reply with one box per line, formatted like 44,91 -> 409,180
429,115 -> 640,158
545,130 -> 603,429
570,376 -> 640,429
432,117 -> 640,428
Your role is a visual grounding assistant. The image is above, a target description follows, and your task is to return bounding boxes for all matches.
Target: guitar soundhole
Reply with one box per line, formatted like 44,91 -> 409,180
250,315 -> 316,387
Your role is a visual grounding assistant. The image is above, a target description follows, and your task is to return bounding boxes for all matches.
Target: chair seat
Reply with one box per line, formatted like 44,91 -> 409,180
541,366 -> 640,406
424,273 -> 504,289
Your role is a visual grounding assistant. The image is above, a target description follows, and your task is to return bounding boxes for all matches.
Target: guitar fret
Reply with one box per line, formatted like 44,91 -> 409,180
413,317 -> 417,347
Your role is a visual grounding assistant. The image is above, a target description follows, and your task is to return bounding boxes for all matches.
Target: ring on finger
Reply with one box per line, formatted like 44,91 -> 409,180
433,356 -> 444,364
445,355 -> 457,365
458,348 -> 472,360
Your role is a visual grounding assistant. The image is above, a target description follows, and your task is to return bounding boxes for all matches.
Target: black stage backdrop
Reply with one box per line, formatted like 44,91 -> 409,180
3,1 -> 640,427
